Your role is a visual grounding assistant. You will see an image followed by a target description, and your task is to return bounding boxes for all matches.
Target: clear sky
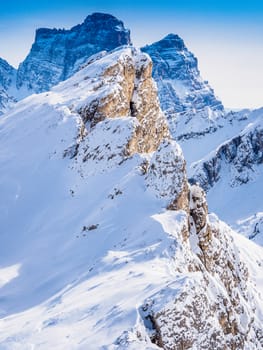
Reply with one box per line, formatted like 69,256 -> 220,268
1,0 -> 263,109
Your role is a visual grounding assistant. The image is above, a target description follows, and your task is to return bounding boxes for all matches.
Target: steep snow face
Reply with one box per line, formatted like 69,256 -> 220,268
237,213 -> 263,246
0,47 -> 262,350
180,108 -> 263,167
192,118 -> 263,191
191,109 -> 263,244
142,34 -> 224,140
0,58 -> 16,115
16,13 -> 131,94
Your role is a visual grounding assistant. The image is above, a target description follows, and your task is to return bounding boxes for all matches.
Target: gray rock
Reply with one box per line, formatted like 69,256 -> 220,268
191,118 -> 263,190
16,13 -> 131,93
0,58 -> 16,115
142,34 -> 225,140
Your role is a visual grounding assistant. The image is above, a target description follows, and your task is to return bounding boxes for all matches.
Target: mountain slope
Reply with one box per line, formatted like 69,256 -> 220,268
142,34 -> 225,140
191,108 -> 263,245
0,47 -> 262,350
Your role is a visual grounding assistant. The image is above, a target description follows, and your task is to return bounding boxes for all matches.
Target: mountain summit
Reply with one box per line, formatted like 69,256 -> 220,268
16,13 -> 131,94
142,34 -> 225,140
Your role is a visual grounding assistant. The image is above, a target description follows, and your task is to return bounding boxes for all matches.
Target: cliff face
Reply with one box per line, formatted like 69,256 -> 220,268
16,13 -> 131,94
189,112 -> 263,246
76,47 -> 169,156
0,58 -> 16,115
142,34 -> 225,140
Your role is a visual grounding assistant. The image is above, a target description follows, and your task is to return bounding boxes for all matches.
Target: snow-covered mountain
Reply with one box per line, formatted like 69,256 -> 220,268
142,34 -> 225,140
0,46 -> 262,349
0,58 -> 16,115
1,11 -> 263,247
16,13 -> 131,94
190,108 -> 263,245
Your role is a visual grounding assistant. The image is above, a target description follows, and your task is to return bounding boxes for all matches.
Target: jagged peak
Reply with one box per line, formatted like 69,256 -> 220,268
83,12 -> 126,26
17,13 -> 131,94
35,13 -> 131,41
143,33 -> 186,51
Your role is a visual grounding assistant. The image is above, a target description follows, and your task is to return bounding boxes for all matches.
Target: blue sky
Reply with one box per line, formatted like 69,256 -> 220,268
1,0 -> 263,108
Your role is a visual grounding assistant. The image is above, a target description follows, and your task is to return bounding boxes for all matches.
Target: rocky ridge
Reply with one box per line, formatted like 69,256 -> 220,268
115,185 -> 263,350
61,45 -> 263,349
187,110 -> 263,245
191,116 -> 263,191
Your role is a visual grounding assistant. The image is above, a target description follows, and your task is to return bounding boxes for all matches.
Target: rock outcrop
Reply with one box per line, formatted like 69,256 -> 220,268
47,46 -> 169,177
142,34 -> 225,140
135,188 -> 262,350
16,13 -> 131,94
0,58 -> 16,115
238,212 -> 263,246
191,118 -> 263,191
77,47 -> 169,156
145,139 -> 189,212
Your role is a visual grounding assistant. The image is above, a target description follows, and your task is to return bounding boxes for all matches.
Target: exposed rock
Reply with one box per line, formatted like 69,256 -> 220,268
237,212 -> 263,246
0,58 -> 16,90
189,185 -> 208,234
0,58 -> 16,115
0,88 -> 16,116
73,47 -> 169,164
16,13 -> 131,94
142,34 -> 225,140
191,119 -> 263,191
189,185 -> 212,262
145,139 -> 189,212
139,199 -> 262,350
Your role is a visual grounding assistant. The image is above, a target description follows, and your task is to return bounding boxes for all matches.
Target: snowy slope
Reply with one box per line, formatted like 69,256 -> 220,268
190,108 -> 263,245
180,108 -> 261,167
0,46 -> 262,350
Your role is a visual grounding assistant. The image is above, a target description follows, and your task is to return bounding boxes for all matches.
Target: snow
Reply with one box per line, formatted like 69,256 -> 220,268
0,48 -> 176,348
188,109 -> 263,244
142,34 -> 225,141
207,164 -> 263,223
0,45 -> 262,349
183,108 -> 262,169
0,264 -> 21,290
237,213 -> 263,246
